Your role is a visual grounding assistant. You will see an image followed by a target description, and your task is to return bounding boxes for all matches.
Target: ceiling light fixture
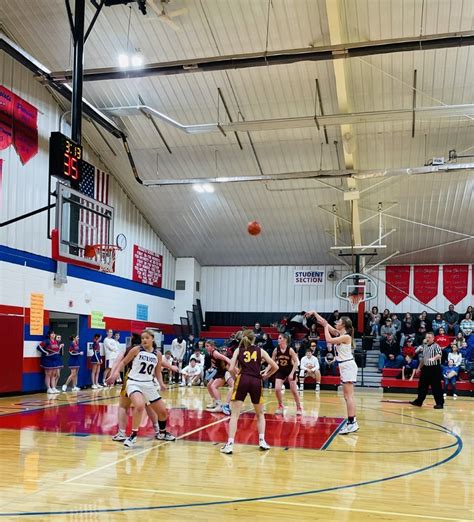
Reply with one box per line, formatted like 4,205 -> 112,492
193,184 -> 215,193
193,184 -> 205,193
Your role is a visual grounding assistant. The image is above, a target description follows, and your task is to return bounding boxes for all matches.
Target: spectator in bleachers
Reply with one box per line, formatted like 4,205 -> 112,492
400,317 -> 416,348
414,321 -> 427,346
103,329 -> 119,386
253,323 -> 264,343
163,351 -> 177,384
299,347 -> 321,392
442,359 -> 460,399
444,304 -> 460,335
369,306 -> 381,337
432,313 -> 448,335
307,323 -> 320,343
171,336 -> 186,372
320,344 -> 338,376
448,344 -> 463,367
295,341 -> 305,361
384,353 -> 403,369
328,310 -> 340,327
380,317 -> 397,340
391,313 -> 401,336
277,315 -> 289,333
379,334 -> 403,371
402,337 -> 416,359
416,311 -> 432,331
381,309 -> 391,324
180,359 -> 202,387
401,355 -> 418,380
259,332 -> 275,357
402,312 -> 413,325
289,312 -> 308,335
435,327 -> 451,364
460,313 -> 474,337
454,332 -> 465,349
184,333 -> 196,365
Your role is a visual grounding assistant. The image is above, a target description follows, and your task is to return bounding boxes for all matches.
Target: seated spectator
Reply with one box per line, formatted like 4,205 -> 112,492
190,347 -> 205,368
289,311 -> 308,334
380,318 -> 397,340
416,310 -> 432,331
369,306 -> 381,337
384,353 -> 403,369
299,347 -> 321,392
381,308 -> 391,324
180,359 -> 202,387
328,310 -> 340,327
401,355 -> 418,380
379,334 -> 403,371
277,315 -> 289,333
163,351 -> 177,384
432,313 -> 448,335
253,323 -> 264,344
402,337 -> 416,358
442,360 -> 460,399
320,344 -> 338,376
414,322 -> 427,346
400,319 -> 416,348
307,323 -> 320,343
295,341 -> 305,361
444,304 -> 460,335
448,344 -> 463,367
460,313 -> 474,337
259,332 -> 275,357
402,312 -> 413,326
308,340 -> 319,358
391,313 -> 401,336
435,328 -> 451,364
454,332 -> 465,349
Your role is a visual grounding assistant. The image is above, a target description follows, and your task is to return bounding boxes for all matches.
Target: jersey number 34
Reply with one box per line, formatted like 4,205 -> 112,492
243,350 -> 257,363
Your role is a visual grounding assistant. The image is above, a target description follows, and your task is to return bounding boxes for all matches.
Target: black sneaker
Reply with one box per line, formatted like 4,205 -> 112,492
433,404 -> 444,409
409,401 -> 422,407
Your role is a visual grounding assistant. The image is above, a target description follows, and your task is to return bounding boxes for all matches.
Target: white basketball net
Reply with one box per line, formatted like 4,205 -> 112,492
94,246 -> 118,273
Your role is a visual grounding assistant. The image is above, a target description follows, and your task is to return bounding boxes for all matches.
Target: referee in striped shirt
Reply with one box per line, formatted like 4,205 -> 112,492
410,332 -> 444,409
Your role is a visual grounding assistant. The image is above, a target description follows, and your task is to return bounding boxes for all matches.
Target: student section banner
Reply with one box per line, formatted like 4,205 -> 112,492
413,266 -> 439,304
293,270 -> 325,285
443,265 -> 468,305
385,266 -> 410,304
132,245 -> 163,287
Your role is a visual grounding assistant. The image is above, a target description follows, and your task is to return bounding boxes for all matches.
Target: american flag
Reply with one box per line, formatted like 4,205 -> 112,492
78,161 -> 110,251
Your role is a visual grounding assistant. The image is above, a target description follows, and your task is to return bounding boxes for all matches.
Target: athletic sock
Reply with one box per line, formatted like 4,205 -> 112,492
153,422 -> 160,433
130,429 -> 138,438
258,433 -> 265,443
158,419 -> 167,432
348,416 -> 356,424
227,438 -> 234,445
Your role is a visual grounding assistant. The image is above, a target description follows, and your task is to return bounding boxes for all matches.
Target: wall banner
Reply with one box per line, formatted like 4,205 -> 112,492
385,266 -> 410,305
293,270 -> 325,286
443,265 -> 468,305
413,266 -> 439,305
29,293 -> 44,335
132,245 -> 163,288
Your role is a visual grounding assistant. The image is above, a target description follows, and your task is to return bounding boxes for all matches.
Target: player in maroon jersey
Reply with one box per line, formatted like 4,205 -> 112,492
273,333 -> 302,415
205,340 -> 234,414
220,330 -> 278,454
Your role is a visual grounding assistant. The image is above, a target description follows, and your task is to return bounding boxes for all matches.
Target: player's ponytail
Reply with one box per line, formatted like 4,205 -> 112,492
340,316 -> 354,337
239,329 -> 255,349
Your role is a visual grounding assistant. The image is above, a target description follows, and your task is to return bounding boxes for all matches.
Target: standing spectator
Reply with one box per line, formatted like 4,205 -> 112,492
410,333 -> 444,409
369,306 -> 381,337
460,313 -> 474,337
103,329 -> 119,386
432,313 -> 448,335
298,347 -> 321,392
328,310 -> 340,327
378,334 -> 403,371
183,333 -> 196,365
62,335 -> 83,392
320,344 -> 338,376
380,318 -> 397,340
400,318 -> 416,348
401,355 -> 418,380
442,360 -> 460,399
37,331 -> 62,394
113,332 -> 123,383
90,334 -> 102,389
171,336 -> 186,376
444,304 -> 460,335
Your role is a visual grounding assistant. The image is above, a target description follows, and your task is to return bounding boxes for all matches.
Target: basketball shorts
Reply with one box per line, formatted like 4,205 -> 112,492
213,368 -> 227,381
232,374 -> 263,404
126,380 -> 161,403
338,359 -> 358,384
275,370 -> 295,382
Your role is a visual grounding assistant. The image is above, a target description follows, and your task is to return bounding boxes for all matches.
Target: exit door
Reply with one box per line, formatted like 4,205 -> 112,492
50,313 -> 79,385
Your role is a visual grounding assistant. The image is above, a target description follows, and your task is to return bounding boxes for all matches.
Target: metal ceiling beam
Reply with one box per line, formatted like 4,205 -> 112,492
140,162 -> 474,187
102,104 -> 474,133
50,31 -> 474,82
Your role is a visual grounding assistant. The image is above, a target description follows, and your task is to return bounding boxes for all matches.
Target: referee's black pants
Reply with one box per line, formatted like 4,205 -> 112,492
415,365 -> 444,406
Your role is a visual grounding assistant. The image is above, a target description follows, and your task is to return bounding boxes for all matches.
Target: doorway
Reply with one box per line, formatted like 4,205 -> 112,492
50,312 -> 79,386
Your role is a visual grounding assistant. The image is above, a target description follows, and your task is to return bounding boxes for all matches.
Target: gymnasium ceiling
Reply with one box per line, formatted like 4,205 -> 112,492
1,0 -> 474,267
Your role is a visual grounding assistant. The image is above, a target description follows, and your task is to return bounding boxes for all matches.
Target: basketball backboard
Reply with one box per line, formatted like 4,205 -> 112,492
335,273 -> 378,311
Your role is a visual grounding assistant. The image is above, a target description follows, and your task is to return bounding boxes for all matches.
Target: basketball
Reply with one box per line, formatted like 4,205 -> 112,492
247,221 -> 262,236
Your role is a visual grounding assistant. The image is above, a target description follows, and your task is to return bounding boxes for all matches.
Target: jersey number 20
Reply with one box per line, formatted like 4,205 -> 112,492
139,362 -> 154,375
243,350 -> 257,363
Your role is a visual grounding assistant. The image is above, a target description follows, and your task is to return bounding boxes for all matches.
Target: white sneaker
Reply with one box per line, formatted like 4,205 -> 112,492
443,393 -> 447,398
179,382 -> 185,387
112,431 -> 127,442
339,421 -> 359,435
453,394 -> 457,400
72,386 -> 80,392
315,384 -> 320,392
296,408 -> 303,416
47,388 -> 54,394
91,384 -> 98,389
275,406 -> 284,415
259,440 -> 271,451
220,443 -> 233,455
124,434 -> 137,448
299,384 -> 304,391
96,384 -> 103,388
62,385 -> 67,392
52,388 -> 60,394
281,385 -> 285,391
187,382 -> 192,387
206,405 -> 223,413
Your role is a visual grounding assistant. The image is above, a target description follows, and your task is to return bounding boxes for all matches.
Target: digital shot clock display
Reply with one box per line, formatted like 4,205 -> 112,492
49,132 -> 83,186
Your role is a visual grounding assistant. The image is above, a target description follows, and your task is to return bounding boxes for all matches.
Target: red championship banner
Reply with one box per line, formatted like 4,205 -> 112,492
13,95 -> 38,164
132,245 -> 163,287
443,265 -> 468,305
413,265 -> 439,304
0,86 -> 14,151
385,266 -> 410,304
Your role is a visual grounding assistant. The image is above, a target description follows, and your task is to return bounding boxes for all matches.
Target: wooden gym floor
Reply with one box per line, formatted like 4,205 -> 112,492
0,386 -> 472,521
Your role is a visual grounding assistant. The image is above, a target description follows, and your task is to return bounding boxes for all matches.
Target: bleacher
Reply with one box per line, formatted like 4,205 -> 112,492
381,368 -> 473,395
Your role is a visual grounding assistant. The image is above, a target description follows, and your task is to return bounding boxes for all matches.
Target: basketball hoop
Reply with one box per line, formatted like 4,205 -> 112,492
84,233 -> 127,273
348,293 -> 365,312
335,273 -> 378,311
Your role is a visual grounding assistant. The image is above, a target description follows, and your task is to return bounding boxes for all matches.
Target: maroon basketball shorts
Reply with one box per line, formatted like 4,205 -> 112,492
232,374 -> 263,404
275,370 -> 295,382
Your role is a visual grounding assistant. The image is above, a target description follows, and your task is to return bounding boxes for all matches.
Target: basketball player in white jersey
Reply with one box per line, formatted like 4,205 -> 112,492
306,312 -> 359,434
108,329 -> 176,447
